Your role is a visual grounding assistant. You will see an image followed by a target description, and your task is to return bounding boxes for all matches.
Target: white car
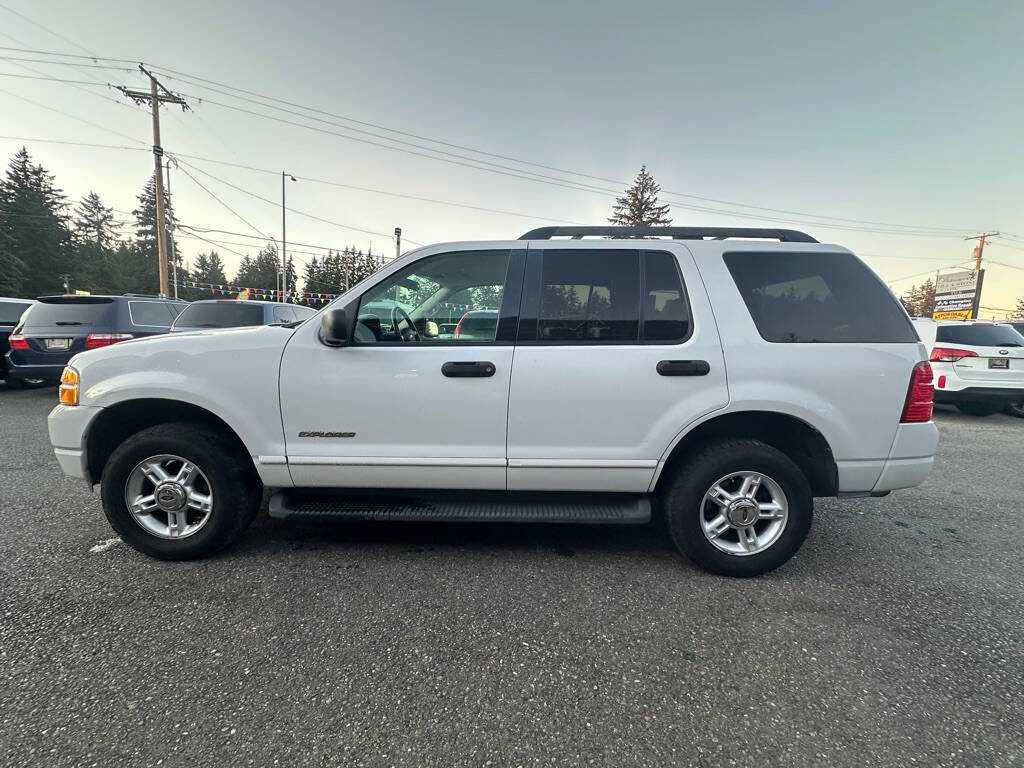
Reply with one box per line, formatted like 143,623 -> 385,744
912,318 -> 1024,416
47,226 -> 939,576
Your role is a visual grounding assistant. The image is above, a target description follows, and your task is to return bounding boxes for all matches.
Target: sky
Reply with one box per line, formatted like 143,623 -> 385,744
0,0 -> 1022,312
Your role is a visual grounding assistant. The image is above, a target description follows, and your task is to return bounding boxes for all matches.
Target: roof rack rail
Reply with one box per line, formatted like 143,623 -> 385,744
518,226 -> 818,243
121,292 -> 169,298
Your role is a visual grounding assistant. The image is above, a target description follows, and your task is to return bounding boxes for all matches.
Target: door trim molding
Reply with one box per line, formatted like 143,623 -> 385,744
287,456 -> 507,467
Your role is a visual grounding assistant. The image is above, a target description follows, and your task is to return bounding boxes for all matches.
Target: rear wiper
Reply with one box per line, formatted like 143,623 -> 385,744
999,342 -> 1023,347
54,321 -> 84,326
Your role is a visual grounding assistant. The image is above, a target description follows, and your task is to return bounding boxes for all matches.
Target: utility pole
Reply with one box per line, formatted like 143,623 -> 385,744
966,232 -> 999,271
165,159 -> 178,299
281,172 -> 295,301
117,66 -> 189,297
394,227 -> 402,263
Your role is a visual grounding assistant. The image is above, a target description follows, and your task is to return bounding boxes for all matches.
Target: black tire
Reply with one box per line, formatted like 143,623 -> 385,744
662,439 -> 813,577
100,422 -> 261,560
955,402 -> 1000,417
1004,402 -> 1024,419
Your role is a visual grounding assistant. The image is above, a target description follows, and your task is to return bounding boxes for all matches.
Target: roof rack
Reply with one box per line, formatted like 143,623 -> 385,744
121,293 -> 169,298
518,226 -> 818,243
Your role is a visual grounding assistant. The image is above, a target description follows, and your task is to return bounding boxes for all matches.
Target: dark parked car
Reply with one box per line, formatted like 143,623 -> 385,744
1,297 -> 35,382
1007,322 -> 1024,418
5,294 -> 186,387
169,299 -> 316,332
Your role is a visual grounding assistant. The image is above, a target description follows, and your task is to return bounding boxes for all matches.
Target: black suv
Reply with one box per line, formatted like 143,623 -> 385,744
1,297 -> 35,382
5,294 -> 187,387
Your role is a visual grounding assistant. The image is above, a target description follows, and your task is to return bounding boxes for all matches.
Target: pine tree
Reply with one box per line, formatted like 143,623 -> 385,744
130,174 -> 181,294
235,243 -> 280,295
1015,297 -> 1024,320
191,251 -> 228,286
302,256 -> 320,295
71,191 -> 124,292
608,165 -> 672,228
901,284 -> 922,317
916,278 -> 936,318
0,147 -> 71,297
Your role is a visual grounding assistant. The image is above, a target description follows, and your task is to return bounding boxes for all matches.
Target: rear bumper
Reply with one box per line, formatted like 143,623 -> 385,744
934,387 -> 1024,404
48,404 -> 103,483
5,357 -> 65,385
872,421 -> 939,493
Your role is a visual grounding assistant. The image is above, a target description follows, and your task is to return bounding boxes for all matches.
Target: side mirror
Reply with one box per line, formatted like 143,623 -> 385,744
320,308 -> 351,347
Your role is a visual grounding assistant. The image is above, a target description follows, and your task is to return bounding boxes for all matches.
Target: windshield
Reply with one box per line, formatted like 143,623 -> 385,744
173,302 -> 265,328
935,324 -> 1024,347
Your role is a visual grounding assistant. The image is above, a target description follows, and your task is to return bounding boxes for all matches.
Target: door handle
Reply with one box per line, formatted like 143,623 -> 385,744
442,361 -> 496,378
657,359 -> 710,376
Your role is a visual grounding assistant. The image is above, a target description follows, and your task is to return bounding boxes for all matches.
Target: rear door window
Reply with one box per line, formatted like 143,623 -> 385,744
129,301 -> 178,327
23,299 -> 115,328
174,302 -> 266,328
724,251 -> 917,343
536,249 -> 640,342
935,324 -> 1024,347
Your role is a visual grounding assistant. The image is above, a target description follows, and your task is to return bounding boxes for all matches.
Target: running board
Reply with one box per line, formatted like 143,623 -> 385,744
269,490 -> 651,524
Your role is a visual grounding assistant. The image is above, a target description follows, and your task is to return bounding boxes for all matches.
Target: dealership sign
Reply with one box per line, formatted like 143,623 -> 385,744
932,269 -> 983,321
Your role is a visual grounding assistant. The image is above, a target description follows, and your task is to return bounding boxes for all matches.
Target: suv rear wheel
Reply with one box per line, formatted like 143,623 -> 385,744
955,402 -> 1000,417
662,439 -> 813,577
100,423 -> 261,560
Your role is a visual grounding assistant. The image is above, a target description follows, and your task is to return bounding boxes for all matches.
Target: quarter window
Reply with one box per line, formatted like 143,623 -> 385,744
128,301 -> 177,327
643,251 -> 690,342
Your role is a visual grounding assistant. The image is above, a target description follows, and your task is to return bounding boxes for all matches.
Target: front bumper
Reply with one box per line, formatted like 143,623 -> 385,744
934,387 -> 1024,404
48,404 -> 103,483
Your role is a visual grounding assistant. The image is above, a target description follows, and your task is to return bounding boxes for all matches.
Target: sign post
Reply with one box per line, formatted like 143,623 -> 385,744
932,269 -> 982,320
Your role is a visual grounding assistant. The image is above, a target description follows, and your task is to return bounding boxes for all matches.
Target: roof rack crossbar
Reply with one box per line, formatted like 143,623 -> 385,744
518,226 -> 818,243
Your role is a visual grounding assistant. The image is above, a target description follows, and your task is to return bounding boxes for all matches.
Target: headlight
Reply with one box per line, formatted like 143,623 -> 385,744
59,366 -> 79,406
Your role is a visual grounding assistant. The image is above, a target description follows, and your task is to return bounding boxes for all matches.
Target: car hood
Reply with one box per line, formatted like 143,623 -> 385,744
69,324 -> 293,374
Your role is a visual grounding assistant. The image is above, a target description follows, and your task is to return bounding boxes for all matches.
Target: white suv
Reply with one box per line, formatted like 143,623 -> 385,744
47,226 -> 939,576
912,318 -> 1024,416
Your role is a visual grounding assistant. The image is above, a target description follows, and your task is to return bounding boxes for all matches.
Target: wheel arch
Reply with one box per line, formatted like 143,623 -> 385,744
86,398 -> 257,484
654,410 -> 838,497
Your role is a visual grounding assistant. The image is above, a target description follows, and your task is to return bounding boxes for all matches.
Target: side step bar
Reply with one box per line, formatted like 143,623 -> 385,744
269,490 -> 652,525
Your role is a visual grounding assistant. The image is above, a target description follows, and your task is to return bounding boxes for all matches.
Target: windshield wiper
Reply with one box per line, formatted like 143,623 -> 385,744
54,321 -> 85,326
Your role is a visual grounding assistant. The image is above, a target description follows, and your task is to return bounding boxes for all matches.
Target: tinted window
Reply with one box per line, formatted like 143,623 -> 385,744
724,251 -> 917,343
273,306 -> 295,323
129,301 -> 177,327
935,324 -> 1024,347
537,250 -> 639,342
174,302 -> 265,328
23,298 -> 114,328
0,301 -> 31,324
356,250 -> 510,343
293,305 -> 316,320
643,251 -> 690,342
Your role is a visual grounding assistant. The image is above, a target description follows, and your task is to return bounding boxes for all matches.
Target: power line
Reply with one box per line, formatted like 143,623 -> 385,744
885,262 -> 972,285
173,163 -> 272,241
0,88 -> 147,146
0,4 -> 98,57
0,55 -> 133,70
151,64 -> 980,234
0,44 -> 137,63
0,135 -> 149,152
171,155 -> 422,245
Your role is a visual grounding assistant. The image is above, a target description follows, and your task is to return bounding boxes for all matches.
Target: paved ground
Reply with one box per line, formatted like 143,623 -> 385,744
1,385 -> 1021,768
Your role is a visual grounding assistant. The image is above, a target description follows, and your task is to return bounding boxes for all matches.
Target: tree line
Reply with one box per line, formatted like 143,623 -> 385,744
0,147 -> 384,303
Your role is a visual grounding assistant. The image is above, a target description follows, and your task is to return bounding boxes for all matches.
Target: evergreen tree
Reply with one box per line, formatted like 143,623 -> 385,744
0,147 -> 71,297
1015,297 -> 1024,320
302,255 -> 320,295
608,165 -> 672,228
191,250 -> 228,286
916,278 -> 936,318
71,191 -> 124,292
235,243 -> 280,295
130,174 -> 180,294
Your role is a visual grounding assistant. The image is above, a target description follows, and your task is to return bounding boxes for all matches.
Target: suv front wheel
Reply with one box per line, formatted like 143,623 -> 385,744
663,439 -> 813,577
100,423 -> 261,560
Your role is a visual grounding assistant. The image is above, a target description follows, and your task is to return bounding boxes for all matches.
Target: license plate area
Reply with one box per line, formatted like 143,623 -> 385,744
44,338 -> 71,351
989,358 -> 1009,369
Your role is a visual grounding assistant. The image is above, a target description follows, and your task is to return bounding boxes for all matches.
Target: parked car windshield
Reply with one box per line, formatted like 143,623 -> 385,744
22,298 -> 114,328
935,324 -> 1024,347
173,302 -> 265,328
0,301 -> 31,324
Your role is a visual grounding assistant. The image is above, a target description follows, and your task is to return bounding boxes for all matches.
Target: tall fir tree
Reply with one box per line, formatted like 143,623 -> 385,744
608,165 -> 672,228
72,191 -> 123,292
0,147 -> 71,297
130,173 -> 180,294
1014,297 -> 1024,320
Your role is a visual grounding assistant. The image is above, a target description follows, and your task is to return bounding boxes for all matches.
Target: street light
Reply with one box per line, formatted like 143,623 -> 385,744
281,172 -> 296,301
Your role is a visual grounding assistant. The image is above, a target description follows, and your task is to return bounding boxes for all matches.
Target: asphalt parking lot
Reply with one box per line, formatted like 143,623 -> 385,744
1,385 -> 1022,768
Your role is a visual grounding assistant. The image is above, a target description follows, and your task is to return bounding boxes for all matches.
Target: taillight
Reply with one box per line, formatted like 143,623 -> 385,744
930,346 -> 978,363
901,361 -> 934,423
85,333 -> 133,349
7,333 -> 28,350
